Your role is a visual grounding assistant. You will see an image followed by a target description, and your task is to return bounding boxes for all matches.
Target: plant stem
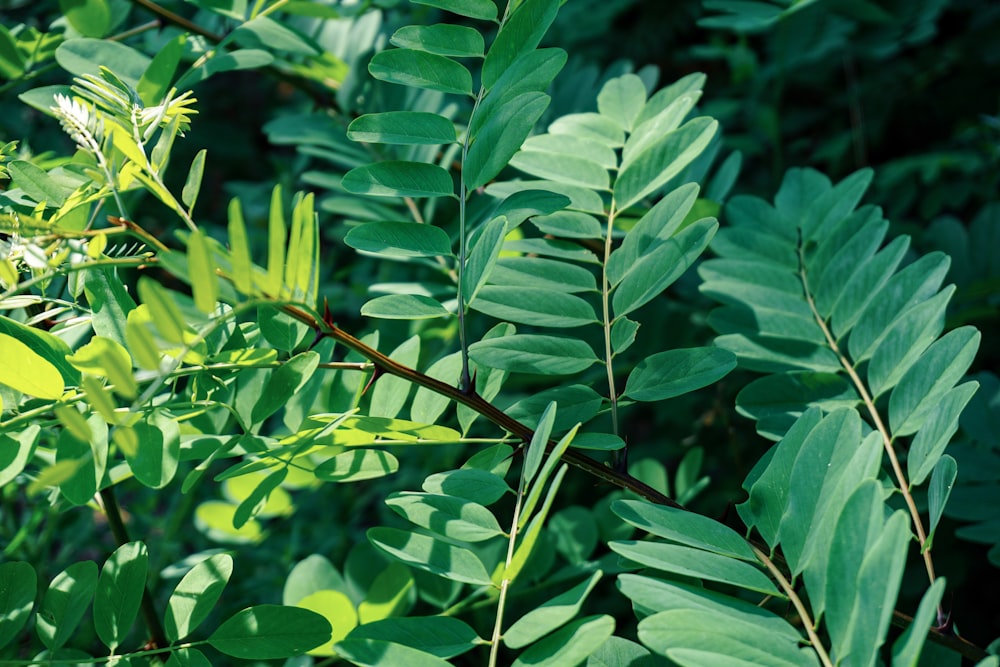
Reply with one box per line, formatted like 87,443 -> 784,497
797,249 -> 938,591
601,199 -> 623,471
98,487 -> 169,650
752,544 -> 834,667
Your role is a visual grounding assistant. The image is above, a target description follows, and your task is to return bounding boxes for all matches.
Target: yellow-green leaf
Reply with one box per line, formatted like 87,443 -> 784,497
0,333 -> 64,399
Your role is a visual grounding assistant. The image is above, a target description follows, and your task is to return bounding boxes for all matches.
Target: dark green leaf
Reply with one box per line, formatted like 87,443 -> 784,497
511,615 -> 615,667
891,579 -> 946,667
232,15 -> 320,55
36,561 -> 98,651
346,221 -> 453,258
422,469 -> 511,505
612,500 -> 755,561
346,616 -> 480,659
471,285 -> 597,328
314,449 -> 400,482
481,0 -> 560,89
610,541 -> 778,595
469,334 -> 598,375
466,92 -> 550,191
614,117 -> 718,210
613,219 -> 717,316
0,562 -> 35,650
370,49 -> 472,95
504,571 -> 602,648
928,455 -> 957,542
137,33 -> 186,104
391,24 -> 484,58
7,160 -> 73,207
361,294 -> 452,320
335,639 -> 455,666
624,347 -> 735,401
491,256 -> 596,293
342,161 -> 454,198
367,528 -> 493,586
386,492 -> 504,542
165,554 -> 233,642
348,112 -> 457,145
411,0 -> 497,20
93,542 -> 148,652
127,411 -> 180,489
638,608 -> 816,667
888,326 -> 980,436
208,605 -> 332,658
252,351 -> 320,424
55,38 -> 149,86
463,216 -> 508,304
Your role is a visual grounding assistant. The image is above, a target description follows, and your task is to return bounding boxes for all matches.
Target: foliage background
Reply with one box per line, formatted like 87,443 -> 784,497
1,0 -> 999,663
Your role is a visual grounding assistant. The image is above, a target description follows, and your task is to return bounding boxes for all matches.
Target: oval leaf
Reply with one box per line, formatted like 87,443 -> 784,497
342,161 -> 454,198
208,605 -> 332,659
624,347 -> 736,401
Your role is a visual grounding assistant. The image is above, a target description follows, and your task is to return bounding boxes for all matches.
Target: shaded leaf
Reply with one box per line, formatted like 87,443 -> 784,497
165,554 -> 233,642
469,334 -> 598,375
342,161 -> 454,198
370,49 -> 472,95
367,527 -> 493,586
94,542 -> 148,652
348,112 -> 457,145
624,347 -> 735,401
208,605 -> 332,659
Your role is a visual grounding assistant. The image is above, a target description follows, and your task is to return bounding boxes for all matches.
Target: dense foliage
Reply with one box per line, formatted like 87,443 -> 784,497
1,0 -> 998,665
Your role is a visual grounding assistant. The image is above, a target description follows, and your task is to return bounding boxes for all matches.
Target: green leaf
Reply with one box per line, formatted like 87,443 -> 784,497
529,211 -> 604,239
295,590 -> 357,653
251,351 -> 320,424
94,542 -> 148,652
511,615 -> 615,667
55,38 -> 149,86
422,469 -> 510,505
491,256 -> 596,293
391,24 -> 484,58
411,0 -> 497,20
466,92 -> 551,191
829,235 -> 910,339
469,334 -> 598,375
0,333 -> 65,399
361,294 -> 452,320
137,33 -> 186,104
735,372 -> 859,438
624,346 -> 736,401
891,579 -> 946,667
335,639 -> 455,666
346,221 -> 453,258
346,616 -> 480,659
343,161 -> 454,198
550,112 -> 625,147
481,0 -> 560,89
258,306 -> 309,351
56,415 -> 108,506
510,150 -> 609,190
371,335 -> 421,419
607,183 -> 701,285
367,527 -> 493,586
232,15 -> 320,55
638,608 -> 817,667
0,562 -> 35,650
66,335 -> 137,399
36,561 -> 98,650
208,605 -> 332,659
612,500 -> 756,561
614,117 -> 718,210
186,228 -> 217,314
386,492 -> 504,542
504,571 -> 602,648
127,411 -> 180,488
471,285 -> 597,327
137,277 -> 187,344
523,401 -> 556,486
463,216 -> 508,305
597,74 -> 648,131
0,428 -> 38,488
314,449 -> 400,482
0,316 -> 79,386
610,541 -> 778,596
888,326 -> 980,436
618,575 -> 802,644
166,647 -> 212,667
715,334 -> 841,373
165,554 -> 233,642
84,268 -> 136,348
613,218 -> 717,316
7,160 -> 73,207
182,149 -> 207,212
348,112 -> 458,145
283,555 -> 348,606
370,49 -> 472,95
907,381 -> 978,485
0,26 -> 25,78
928,455 -> 957,543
